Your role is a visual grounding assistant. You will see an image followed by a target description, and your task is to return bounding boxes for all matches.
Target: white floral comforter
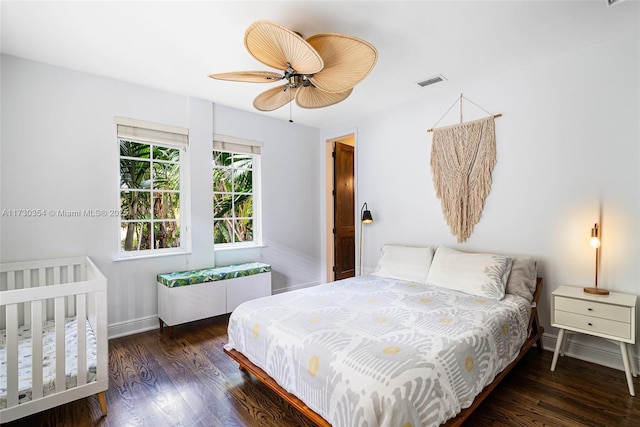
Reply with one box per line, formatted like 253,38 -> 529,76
226,275 -> 530,427
0,317 -> 98,408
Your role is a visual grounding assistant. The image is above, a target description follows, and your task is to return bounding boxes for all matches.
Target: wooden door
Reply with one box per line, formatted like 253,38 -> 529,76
333,142 -> 355,280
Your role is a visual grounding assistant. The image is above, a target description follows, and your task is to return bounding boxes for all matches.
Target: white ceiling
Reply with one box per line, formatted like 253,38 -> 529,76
2,1 -> 639,128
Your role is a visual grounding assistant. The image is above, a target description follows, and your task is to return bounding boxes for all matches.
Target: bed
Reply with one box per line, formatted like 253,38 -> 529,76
224,245 -> 544,426
0,256 -> 108,423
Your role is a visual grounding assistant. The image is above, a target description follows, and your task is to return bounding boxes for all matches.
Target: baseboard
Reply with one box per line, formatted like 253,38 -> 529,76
108,315 -> 159,339
542,331 -> 639,372
272,281 -> 321,295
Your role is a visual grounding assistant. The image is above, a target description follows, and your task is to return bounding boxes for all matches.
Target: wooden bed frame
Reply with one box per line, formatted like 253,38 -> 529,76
224,277 -> 545,427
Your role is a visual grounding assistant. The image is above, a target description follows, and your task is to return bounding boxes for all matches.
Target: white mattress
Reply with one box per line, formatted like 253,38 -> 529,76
226,275 -> 531,426
0,317 -> 98,408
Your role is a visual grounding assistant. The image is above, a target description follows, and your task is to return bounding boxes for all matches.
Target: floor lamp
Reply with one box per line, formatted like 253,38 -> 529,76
359,202 -> 373,275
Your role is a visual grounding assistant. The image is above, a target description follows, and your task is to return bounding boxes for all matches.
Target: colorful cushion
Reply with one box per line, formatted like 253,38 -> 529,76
157,262 -> 271,288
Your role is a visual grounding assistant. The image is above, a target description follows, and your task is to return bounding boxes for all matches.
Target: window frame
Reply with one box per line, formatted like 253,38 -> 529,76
213,134 -> 262,249
115,117 -> 191,260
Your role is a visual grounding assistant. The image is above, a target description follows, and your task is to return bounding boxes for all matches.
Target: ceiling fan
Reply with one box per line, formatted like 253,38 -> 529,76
209,20 -> 378,113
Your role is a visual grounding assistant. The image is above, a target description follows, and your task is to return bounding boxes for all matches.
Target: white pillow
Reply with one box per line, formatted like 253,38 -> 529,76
371,244 -> 434,283
427,246 -> 513,300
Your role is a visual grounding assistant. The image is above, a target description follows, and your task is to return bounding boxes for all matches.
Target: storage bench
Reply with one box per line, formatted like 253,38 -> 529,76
157,262 -> 271,337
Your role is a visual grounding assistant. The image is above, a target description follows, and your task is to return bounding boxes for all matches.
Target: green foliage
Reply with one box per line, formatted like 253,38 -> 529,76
213,150 -> 253,244
120,139 -> 181,251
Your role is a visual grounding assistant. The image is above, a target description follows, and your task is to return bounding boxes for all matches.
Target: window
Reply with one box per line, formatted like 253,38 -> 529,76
213,135 -> 262,247
116,117 -> 190,257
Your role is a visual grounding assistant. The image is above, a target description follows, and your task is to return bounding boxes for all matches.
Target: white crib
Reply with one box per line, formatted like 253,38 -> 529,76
0,256 -> 108,423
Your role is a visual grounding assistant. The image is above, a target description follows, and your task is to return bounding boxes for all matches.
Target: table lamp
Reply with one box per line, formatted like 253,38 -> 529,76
583,223 -> 609,295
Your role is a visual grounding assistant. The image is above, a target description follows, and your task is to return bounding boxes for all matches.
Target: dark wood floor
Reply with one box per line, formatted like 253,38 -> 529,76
4,314 -> 639,426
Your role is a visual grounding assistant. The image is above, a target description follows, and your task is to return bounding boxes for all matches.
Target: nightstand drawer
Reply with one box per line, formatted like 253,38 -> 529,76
555,296 -> 631,323
554,310 -> 631,340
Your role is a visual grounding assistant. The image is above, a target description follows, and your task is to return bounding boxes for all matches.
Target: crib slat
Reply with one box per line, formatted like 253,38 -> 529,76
67,296 -> 73,318
54,297 -> 66,393
39,268 -> 47,323
62,264 -> 75,318
76,294 -> 87,386
23,270 -> 32,326
31,300 -> 44,400
5,304 -> 19,408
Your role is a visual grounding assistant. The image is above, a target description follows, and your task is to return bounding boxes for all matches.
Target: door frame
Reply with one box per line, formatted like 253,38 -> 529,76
324,131 -> 357,282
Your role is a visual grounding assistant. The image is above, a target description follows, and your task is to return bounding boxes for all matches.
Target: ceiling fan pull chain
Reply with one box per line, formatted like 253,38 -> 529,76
289,90 -> 293,123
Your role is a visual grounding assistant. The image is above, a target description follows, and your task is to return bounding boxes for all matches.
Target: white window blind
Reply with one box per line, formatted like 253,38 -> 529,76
213,133 -> 261,154
116,116 -> 188,146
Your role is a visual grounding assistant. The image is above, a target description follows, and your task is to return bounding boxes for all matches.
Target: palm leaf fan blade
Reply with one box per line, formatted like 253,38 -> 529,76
253,84 -> 298,111
296,86 -> 352,109
208,71 -> 283,83
244,20 -> 324,74
307,33 -> 378,93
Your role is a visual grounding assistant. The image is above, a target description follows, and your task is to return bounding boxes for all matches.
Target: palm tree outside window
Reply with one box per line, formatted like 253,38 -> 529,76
212,136 -> 262,247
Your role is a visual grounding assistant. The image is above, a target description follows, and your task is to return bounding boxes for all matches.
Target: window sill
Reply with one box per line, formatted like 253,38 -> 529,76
214,243 -> 266,252
113,250 -> 192,262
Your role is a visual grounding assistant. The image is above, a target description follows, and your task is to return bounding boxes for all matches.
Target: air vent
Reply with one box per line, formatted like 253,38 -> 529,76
417,74 -> 447,88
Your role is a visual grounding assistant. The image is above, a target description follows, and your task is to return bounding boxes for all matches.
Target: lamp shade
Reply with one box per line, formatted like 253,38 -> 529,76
359,202 -> 373,276
361,202 -> 373,223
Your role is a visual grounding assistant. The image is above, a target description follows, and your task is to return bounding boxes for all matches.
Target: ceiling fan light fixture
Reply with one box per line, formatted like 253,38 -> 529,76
209,20 -> 377,114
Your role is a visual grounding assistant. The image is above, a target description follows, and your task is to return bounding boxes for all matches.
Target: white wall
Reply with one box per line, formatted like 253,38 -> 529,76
323,32 -> 640,370
0,55 -> 322,337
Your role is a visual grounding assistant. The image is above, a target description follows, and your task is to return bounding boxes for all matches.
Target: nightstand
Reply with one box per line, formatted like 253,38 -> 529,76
550,285 -> 637,396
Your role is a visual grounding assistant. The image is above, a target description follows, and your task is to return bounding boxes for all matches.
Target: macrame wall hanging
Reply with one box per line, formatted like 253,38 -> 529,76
427,94 -> 502,242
